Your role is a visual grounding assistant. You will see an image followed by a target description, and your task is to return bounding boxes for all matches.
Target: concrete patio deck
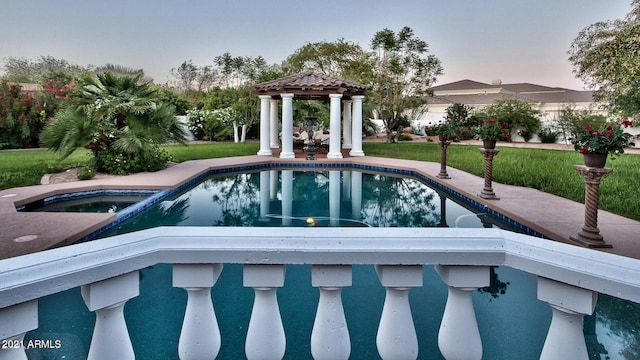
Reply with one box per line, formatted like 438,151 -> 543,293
1,152 -> 639,260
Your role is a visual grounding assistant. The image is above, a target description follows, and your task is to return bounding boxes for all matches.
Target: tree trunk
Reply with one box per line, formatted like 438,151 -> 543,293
241,124 -> 247,143
233,121 -> 239,143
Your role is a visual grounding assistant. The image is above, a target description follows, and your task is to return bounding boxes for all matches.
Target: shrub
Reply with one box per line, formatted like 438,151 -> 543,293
455,125 -> 474,140
76,166 -> 95,180
93,146 -> 171,175
0,80 -> 48,149
537,127 -> 561,143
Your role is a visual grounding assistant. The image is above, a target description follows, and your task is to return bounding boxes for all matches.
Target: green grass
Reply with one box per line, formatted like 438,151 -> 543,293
1,141 -> 639,221
0,148 -> 92,189
364,142 -> 640,221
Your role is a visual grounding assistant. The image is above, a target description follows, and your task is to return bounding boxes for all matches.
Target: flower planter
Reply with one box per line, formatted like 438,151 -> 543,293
583,153 -> 608,168
482,140 -> 496,149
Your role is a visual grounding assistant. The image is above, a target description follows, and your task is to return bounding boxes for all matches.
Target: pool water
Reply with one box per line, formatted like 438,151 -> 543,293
24,169 -> 640,359
18,191 -> 153,214
102,169 -> 513,233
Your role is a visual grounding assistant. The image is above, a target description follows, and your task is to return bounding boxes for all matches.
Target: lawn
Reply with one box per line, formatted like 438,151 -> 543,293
1,141 -> 638,221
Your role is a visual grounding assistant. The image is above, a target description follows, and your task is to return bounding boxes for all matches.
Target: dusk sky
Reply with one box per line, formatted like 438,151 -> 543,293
0,0 -> 633,90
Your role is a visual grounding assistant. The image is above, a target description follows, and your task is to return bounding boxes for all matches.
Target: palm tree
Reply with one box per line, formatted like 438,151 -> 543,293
42,72 -> 187,173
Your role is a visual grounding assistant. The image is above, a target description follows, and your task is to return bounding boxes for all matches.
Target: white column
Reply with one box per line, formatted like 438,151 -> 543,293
270,98 -> 279,148
311,265 -> 352,360
350,95 -> 365,157
329,170 -> 341,226
270,170 -> 278,201
281,170 -> 293,226
342,170 -> 352,201
342,100 -> 353,149
351,171 -> 362,221
0,300 -> 38,360
259,170 -> 270,220
435,265 -> 489,360
538,277 -> 597,360
258,95 -> 272,156
81,271 -> 139,360
280,93 -> 295,159
328,94 -> 343,159
173,264 -> 223,360
376,265 -> 423,360
244,264 -> 286,360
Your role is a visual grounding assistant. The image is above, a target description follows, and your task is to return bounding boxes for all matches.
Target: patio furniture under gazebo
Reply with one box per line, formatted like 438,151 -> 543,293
253,72 -> 370,158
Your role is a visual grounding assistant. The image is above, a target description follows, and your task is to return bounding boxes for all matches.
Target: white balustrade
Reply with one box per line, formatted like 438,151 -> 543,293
435,265 -> 490,360
173,263 -> 223,360
244,264 -> 286,360
81,271 -> 139,360
0,300 -> 37,360
311,265 -> 352,360
538,277 -> 597,360
1,227 -> 640,360
375,265 -> 423,360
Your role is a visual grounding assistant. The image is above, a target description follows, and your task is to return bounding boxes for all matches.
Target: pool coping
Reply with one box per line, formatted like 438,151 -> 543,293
2,155 -> 639,260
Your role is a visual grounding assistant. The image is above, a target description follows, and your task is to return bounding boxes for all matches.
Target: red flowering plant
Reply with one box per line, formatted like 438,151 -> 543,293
570,122 -> 636,156
0,81 -> 48,149
472,118 -> 510,141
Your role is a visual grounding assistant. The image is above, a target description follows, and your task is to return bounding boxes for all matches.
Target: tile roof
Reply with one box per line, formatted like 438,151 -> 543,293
253,71 -> 369,99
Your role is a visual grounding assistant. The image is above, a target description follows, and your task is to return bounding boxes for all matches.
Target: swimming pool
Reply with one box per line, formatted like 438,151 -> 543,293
23,167 -> 640,359
17,190 -> 154,214
101,169 -> 517,234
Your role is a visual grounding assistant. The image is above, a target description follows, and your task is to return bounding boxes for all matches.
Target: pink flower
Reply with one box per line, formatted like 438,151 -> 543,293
621,120 -> 633,128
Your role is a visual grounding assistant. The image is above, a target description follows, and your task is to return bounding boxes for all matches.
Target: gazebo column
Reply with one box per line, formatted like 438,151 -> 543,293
328,94 -> 343,159
257,95 -> 272,156
350,95 -> 365,157
269,99 -> 279,148
280,93 -> 295,159
342,100 -> 353,149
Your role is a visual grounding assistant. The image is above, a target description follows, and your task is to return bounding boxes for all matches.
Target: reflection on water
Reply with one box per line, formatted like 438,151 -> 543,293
106,170 -> 504,232
586,294 -> 640,359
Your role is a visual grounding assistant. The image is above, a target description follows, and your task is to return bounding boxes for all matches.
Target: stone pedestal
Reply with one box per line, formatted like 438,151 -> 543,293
437,140 -> 452,179
478,148 -> 500,200
570,166 -> 613,248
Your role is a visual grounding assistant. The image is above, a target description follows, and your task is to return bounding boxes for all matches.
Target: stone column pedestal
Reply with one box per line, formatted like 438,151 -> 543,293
570,165 -> 613,248
478,148 -> 500,200
437,140 -> 452,179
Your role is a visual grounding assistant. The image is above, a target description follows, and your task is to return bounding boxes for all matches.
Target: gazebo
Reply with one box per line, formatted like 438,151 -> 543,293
253,72 -> 370,158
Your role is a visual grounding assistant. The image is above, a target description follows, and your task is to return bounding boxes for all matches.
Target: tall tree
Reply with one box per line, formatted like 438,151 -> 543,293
568,0 -> 640,118
2,55 -> 90,83
171,60 -> 217,92
369,26 -> 443,142
283,39 -> 375,83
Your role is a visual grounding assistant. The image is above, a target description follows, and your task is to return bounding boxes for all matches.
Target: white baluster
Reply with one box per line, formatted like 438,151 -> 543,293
0,300 -> 38,360
173,264 -> 223,360
538,277 -> 597,360
435,265 -> 489,360
311,265 -> 352,360
375,265 -> 423,360
81,271 -> 138,360
244,264 -> 286,360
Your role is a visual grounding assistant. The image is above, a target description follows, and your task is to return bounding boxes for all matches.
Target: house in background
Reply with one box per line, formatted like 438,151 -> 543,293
419,79 -> 602,142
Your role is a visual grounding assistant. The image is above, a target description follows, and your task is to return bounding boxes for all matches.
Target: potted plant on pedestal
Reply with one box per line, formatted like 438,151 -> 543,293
434,121 -> 459,142
570,121 -> 636,167
472,119 -> 509,149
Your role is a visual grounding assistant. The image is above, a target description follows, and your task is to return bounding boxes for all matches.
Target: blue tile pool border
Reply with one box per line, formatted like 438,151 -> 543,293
71,162 -> 546,242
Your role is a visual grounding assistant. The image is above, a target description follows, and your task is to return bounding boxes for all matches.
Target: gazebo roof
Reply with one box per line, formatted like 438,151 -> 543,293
253,71 -> 369,100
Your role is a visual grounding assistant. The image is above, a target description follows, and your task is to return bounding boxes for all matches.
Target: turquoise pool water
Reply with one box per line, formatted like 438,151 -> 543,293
23,169 -> 640,359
